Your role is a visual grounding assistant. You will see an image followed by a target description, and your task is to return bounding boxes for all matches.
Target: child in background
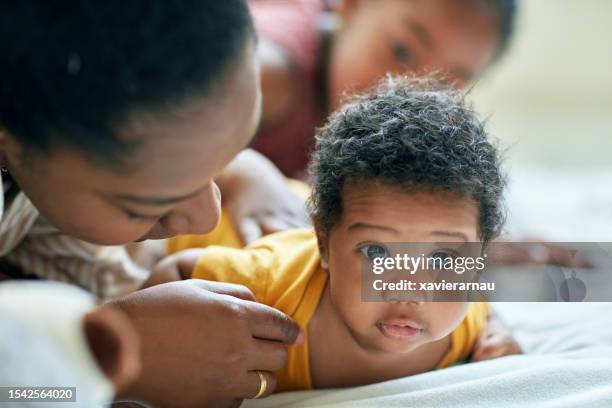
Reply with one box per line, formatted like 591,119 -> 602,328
250,0 -> 516,178
153,76 -> 521,391
141,0 -> 517,261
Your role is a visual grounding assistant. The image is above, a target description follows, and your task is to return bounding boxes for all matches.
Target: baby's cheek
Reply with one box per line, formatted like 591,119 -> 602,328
331,276 -> 374,331
428,302 -> 470,339
333,276 -> 364,313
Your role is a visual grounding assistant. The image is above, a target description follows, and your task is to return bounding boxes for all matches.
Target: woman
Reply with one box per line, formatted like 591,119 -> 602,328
0,1 -> 299,407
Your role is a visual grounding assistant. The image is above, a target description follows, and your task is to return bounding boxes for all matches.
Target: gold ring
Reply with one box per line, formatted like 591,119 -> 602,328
252,370 -> 267,399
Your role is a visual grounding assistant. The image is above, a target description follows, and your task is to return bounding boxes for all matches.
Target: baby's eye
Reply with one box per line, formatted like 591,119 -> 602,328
360,244 -> 389,262
427,250 -> 457,268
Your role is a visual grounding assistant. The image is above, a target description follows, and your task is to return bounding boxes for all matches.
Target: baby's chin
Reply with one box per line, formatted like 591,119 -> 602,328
365,339 -> 427,355
376,337 -> 428,354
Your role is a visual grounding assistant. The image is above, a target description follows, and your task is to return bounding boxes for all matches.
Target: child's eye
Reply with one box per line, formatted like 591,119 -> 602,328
392,43 -> 413,66
360,244 -> 390,262
427,250 -> 457,268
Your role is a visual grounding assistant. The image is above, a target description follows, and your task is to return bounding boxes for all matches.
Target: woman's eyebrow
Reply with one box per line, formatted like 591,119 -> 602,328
113,189 -> 203,207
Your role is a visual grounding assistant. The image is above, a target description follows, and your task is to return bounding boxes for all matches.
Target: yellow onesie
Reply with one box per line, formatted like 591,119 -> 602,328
168,228 -> 489,392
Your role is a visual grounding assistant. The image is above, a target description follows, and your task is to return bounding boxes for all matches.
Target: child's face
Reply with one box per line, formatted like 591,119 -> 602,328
2,44 -> 261,245
319,183 -> 479,354
328,0 -> 500,111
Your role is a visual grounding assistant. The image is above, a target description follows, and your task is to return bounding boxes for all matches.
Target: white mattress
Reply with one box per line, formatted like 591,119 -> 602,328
244,303 -> 612,408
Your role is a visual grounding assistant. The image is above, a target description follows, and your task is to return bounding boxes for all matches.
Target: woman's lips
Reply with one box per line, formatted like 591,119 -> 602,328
377,320 -> 424,341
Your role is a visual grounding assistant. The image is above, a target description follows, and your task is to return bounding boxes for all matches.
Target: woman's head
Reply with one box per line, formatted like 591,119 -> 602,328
327,0 -> 516,110
0,1 -> 260,244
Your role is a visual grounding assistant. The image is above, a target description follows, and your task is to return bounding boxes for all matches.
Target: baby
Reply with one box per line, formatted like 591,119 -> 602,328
152,76 -> 520,392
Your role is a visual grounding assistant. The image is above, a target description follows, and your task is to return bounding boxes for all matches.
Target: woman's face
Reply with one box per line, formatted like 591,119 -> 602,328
1,45 -> 261,245
328,0 -> 500,111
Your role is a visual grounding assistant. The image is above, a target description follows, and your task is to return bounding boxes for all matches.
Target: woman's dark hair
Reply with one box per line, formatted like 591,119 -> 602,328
308,75 -> 506,244
0,0 -> 254,165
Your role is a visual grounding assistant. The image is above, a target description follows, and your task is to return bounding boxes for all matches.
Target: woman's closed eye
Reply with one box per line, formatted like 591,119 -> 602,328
124,209 -> 164,222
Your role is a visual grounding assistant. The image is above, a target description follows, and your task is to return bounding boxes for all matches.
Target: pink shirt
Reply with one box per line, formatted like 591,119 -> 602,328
249,0 -> 326,178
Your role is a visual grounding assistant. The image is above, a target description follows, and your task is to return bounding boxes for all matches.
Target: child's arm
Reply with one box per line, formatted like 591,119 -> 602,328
142,249 -> 204,288
126,239 -> 168,272
471,309 -> 522,362
216,149 -> 309,244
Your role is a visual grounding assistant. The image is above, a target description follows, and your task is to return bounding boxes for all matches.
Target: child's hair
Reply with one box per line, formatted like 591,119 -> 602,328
308,75 -> 505,244
0,0 -> 254,165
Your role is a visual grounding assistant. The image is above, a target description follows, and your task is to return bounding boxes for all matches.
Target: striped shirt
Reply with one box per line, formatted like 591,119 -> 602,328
0,171 -> 149,300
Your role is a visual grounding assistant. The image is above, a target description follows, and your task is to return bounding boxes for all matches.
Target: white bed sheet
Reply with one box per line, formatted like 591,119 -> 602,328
244,303 -> 612,408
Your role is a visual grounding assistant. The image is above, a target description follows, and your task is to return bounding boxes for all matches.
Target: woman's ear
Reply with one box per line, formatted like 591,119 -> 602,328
0,130 -> 24,166
0,130 -> 7,167
82,306 -> 141,394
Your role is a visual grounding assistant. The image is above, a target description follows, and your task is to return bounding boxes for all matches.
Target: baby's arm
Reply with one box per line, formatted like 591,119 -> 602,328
471,309 -> 522,362
142,249 -> 204,288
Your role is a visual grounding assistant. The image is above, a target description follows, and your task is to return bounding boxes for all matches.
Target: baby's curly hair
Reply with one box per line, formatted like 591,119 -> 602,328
308,75 -> 506,244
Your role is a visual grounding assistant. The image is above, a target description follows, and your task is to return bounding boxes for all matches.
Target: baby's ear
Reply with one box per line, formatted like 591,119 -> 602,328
314,228 -> 330,270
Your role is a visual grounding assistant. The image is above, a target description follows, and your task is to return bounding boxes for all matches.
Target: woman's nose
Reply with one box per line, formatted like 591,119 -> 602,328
163,182 -> 222,236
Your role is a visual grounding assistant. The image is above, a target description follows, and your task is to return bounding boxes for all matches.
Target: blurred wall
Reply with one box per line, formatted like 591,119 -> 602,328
471,0 -> 612,239
472,0 -> 612,169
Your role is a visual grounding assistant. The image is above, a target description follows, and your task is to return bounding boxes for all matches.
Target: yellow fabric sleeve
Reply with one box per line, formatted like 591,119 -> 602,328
436,302 -> 489,369
191,229 -> 321,309
167,208 -> 243,254
190,245 -> 272,303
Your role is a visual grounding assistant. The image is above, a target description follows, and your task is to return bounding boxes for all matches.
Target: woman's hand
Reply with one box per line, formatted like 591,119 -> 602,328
108,279 -> 302,407
471,311 -> 522,362
216,149 -> 309,244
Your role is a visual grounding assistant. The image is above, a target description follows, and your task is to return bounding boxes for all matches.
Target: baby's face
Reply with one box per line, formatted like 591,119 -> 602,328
320,183 -> 479,354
